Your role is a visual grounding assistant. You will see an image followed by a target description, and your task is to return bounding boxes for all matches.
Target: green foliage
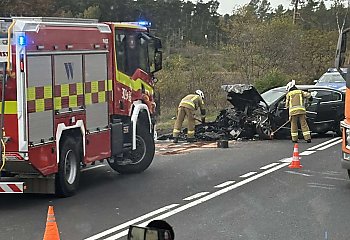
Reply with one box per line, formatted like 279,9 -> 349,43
254,69 -> 290,93
1,0 -> 347,120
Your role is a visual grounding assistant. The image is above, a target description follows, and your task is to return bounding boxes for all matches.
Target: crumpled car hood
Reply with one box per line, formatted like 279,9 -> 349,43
221,84 -> 267,110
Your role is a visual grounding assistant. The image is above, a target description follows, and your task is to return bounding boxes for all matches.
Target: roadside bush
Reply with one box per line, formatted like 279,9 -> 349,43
254,69 -> 290,93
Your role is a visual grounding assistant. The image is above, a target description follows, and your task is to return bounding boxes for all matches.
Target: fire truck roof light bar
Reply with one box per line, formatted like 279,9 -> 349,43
13,18 -> 111,33
12,17 -> 99,24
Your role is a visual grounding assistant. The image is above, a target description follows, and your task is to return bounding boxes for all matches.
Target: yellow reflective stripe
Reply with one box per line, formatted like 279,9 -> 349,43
61,84 -> 69,97
114,23 -> 145,29
54,97 -> 61,110
77,82 -> 83,95
85,93 -> 92,105
35,99 -> 45,112
191,95 -> 199,101
303,131 -> 311,136
44,86 -> 52,99
27,87 -> 35,101
0,101 -> 17,114
188,130 -> 195,134
98,91 -> 106,103
173,129 -> 180,133
91,81 -> 99,93
108,79 -> 113,91
290,107 -> 305,112
291,133 -> 298,136
117,71 -> 154,94
69,95 -> 77,107
181,100 -> 195,108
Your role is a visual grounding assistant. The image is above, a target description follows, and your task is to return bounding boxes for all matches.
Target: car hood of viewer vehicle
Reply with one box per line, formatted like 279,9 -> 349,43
221,84 -> 267,110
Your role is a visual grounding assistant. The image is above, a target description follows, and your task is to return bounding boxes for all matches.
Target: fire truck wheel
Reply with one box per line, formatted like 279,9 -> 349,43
56,137 -> 81,197
109,126 -> 155,174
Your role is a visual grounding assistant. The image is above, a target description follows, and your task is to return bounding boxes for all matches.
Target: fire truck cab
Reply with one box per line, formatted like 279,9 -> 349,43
0,17 -> 162,196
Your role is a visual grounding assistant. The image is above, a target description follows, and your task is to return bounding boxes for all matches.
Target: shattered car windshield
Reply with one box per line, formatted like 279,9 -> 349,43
261,89 -> 285,106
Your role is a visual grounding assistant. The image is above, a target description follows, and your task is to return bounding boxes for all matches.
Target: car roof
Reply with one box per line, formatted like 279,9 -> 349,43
270,85 -> 343,93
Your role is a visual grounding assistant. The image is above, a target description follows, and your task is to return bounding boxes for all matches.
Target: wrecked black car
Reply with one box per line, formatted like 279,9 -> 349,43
261,85 -> 344,137
158,84 -> 345,141
213,84 -> 272,140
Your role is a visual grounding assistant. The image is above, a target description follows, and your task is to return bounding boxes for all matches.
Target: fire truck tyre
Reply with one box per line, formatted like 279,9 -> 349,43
56,137 -> 81,197
110,126 -> 155,174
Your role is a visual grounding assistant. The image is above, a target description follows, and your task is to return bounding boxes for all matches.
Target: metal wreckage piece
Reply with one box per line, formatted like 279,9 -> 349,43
158,84 -> 273,141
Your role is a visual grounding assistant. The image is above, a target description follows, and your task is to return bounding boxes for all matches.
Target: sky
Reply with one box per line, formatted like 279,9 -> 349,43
192,0 -> 294,15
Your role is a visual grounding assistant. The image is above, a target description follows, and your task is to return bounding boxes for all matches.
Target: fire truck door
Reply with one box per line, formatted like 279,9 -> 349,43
27,55 -> 54,144
84,53 -> 109,132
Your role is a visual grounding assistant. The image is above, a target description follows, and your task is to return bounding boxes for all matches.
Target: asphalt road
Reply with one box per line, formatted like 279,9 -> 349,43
0,134 -> 348,240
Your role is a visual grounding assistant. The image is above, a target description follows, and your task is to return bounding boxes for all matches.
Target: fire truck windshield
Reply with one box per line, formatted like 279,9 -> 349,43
116,30 -> 152,75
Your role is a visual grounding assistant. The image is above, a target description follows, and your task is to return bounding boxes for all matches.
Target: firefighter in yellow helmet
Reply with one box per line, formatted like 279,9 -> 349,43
172,90 -> 206,143
285,80 -> 312,143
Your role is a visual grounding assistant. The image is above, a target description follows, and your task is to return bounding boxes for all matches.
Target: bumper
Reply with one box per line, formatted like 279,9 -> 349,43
0,182 -> 25,193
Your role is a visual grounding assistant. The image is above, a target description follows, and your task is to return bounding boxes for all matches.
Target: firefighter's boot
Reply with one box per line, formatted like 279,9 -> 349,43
173,137 -> 179,143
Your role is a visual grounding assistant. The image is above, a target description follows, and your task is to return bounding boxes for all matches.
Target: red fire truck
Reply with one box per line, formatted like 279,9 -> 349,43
0,17 -> 162,196
335,27 -> 350,178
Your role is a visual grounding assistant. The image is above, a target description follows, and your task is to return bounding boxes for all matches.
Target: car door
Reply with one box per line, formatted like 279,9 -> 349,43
307,88 -> 343,132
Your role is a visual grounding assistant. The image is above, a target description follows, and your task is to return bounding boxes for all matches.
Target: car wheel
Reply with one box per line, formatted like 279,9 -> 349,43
256,117 -> 272,140
108,125 -> 155,174
56,137 -> 81,197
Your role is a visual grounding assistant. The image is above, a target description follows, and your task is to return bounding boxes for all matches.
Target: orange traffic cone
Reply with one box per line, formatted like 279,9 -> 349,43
289,143 -> 302,169
43,206 -> 60,240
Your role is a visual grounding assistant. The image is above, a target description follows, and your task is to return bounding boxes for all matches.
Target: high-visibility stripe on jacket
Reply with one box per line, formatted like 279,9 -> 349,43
179,94 -> 205,116
285,89 -> 311,116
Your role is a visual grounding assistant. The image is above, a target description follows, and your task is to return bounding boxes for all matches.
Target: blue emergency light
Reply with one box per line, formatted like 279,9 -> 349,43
18,36 -> 26,46
138,21 -> 151,28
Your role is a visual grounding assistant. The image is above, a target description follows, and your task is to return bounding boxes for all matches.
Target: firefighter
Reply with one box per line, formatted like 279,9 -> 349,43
172,90 -> 206,143
285,80 -> 312,143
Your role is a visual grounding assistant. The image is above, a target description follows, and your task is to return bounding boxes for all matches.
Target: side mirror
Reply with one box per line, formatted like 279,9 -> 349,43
128,225 -> 173,240
335,31 -> 347,69
153,50 -> 162,73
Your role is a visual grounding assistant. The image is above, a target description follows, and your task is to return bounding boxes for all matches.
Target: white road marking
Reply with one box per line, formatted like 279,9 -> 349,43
214,181 -> 236,188
260,163 -> 280,170
302,169 -> 342,176
100,162 -> 290,240
84,204 -> 179,240
240,172 -> 257,178
81,165 -> 106,172
183,192 -> 210,201
308,185 -> 336,190
317,139 -> 342,150
324,176 -> 348,181
280,157 -> 293,163
307,137 -> 341,150
307,182 -> 335,187
300,150 -> 316,156
285,171 -> 312,177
